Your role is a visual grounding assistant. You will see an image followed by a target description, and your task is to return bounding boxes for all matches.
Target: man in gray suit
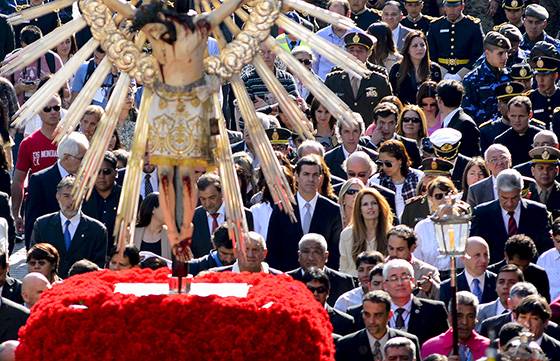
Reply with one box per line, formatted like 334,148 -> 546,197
467,144 -> 511,208
382,1 -> 413,52
476,264 -> 524,329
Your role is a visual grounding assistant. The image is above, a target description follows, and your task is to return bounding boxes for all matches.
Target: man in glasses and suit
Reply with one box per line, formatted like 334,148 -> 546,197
24,131 -> 89,248
30,176 -> 107,278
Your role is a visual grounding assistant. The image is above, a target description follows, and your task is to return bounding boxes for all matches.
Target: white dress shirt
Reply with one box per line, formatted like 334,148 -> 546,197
442,108 -> 461,128
367,329 -> 390,359
60,211 -> 81,240
140,170 -> 159,199
297,192 -> 319,233
501,203 -> 521,235
390,297 -> 413,330
250,201 -> 273,241
206,203 -> 225,234
414,218 -> 464,271
464,269 -> 486,293
537,247 -> 560,300
334,286 -> 364,312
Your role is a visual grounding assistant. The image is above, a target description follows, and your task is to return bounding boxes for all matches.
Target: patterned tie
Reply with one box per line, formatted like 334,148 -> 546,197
459,344 -> 473,361
507,211 -> 517,236
472,278 -> 482,302
302,202 -> 312,234
64,219 -> 72,250
144,173 -> 153,196
210,213 -> 219,233
395,308 -> 405,329
372,340 -> 382,361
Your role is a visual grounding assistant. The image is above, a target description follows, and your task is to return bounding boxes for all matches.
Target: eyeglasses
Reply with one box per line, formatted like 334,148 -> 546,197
387,274 -> 412,283
347,172 -> 369,179
432,193 -> 447,200
488,156 -> 509,164
98,167 -> 114,175
298,58 -> 312,65
27,259 -> 48,267
307,286 -> 328,294
402,117 -> 421,123
43,105 -> 61,112
376,160 -> 393,168
421,102 -> 437,108
345,188 -> 360,195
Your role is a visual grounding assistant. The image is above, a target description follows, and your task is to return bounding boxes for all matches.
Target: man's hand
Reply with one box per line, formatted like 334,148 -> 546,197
417,272 -> 435,294
14,216 -> 24,234
370,125 -> 384,147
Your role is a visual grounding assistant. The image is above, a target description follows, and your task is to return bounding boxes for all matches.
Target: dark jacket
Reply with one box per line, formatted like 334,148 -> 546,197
0,297 -> 29,343
439,270 -> 498,306
0,276 -> 23,305
488,260 -> 551,302
336,328 -> 421,361
446,109 -> 481,158
324,145 -> 378,180
287,266 -> 356,306
326,303 -> 355,336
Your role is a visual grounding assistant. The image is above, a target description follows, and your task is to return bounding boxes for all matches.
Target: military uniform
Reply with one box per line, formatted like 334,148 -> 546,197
519,4 -> 560,52
324,32 -> 392,125
509,62 -> 533,90
495,125 -> 542,166
528,56 -> 560,127
526,146 -> 560,219
401,14 -> 434,34
351,8 -> 382,31
401,195 -> 430,228
427,13 -> 485,75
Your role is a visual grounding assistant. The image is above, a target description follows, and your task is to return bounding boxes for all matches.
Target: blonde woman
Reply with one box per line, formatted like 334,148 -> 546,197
339,188 -> 394,276
337,178 -> 366,228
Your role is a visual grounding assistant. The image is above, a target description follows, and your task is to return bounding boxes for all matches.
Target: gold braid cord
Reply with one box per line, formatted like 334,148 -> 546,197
79,0 -> 161,85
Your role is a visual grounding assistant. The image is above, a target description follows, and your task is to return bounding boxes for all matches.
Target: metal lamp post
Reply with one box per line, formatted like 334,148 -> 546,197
431,198 -> 471,356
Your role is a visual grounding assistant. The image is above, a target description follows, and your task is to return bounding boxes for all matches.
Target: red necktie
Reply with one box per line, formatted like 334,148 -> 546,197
508,212 -> 517,236
210,213 -> 219,233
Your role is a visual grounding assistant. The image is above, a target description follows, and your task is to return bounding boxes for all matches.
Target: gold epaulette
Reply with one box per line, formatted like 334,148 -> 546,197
479,119 -> 493,128
431,16 -> 444,23
466,15 -> 481,24
554,106 -> 560,114
530,118 -> 546,127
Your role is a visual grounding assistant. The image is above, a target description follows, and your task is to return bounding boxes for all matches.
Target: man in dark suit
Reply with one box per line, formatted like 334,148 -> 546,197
302,267 -> 355,337
513,295 -> 560,361
188,225 -> 236,276
332,151 -> 396,214
0,192 -> 15,256
440,237 -> 498,306
287,233 -> 355,306
267,155 -> 342,271
324,118 -> 378,180
336,290 -> 421,361
0,296 -> 29,343
30,176 -> 107,278
191,173 -> 254,258
467,143 -> 511,208
362,102 -> 422,169
0,252 -> 23,305
324,32 -> 392,127
526,146 -> 560,219
382,259 -> 449,345
436,80 -> 481,157
488,235 -> 551,302
24,131 -> 89,248
470,169 -> 553,264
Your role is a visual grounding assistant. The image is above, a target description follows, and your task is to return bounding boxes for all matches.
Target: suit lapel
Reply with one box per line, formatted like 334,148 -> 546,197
483,271 -> 495,300
48,214 -> 67,256
68,214 -> 88,253
457,272 -> 469,291
492,201 -> 509,240
357,329 -> 374,359
447,110 -> 461,129
518,199 -> 528,231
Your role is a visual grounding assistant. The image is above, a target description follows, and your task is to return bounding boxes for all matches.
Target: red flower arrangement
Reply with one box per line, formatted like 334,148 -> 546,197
16,269 -> 335,361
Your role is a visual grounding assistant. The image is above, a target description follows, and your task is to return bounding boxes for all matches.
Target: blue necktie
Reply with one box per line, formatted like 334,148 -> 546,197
472,278 -> 482,302
64,219 -> 72,250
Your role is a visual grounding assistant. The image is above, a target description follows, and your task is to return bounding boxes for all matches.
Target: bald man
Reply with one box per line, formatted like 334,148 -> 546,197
439,237 -> 498,306
0,340 -> 18,361
21,272 -> 51,308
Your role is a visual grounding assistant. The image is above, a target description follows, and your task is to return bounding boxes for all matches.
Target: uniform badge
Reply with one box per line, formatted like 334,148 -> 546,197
511,0 -> 518,7
366,87 -> 378,98
272,130 -> 279,141
505,84 -> 513,94
441,144 -> 452,152
352,34 -> 360,43
542,150 -> 550,160
537,58 -> 544,68
431,160 -> 438,170
520,68 -> 527,77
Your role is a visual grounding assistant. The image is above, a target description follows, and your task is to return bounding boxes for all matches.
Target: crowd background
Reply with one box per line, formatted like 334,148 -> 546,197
1,0 -> 560,359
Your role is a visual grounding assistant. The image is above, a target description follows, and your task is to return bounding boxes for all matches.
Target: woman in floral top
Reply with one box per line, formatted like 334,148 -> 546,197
115,84 -> 138,151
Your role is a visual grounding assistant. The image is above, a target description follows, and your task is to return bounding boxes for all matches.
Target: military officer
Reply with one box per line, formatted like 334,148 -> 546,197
495,0 -> 525,34
509,61 -> 533,90
427,0 -> 484,79
462,31 -> 511,123
526,146 -> 560,219
401,157 -> 453,228
498,24 -> 528,66
528,56 -> 560,128
265,127 -> 293,158
554,108 -> 560,142
479,81 -> 526,152
401,0 -> 434,35
324,32 -> 392,125
520,4 -> 560,52
349,0 -> 381,30
429,128 -> 471,191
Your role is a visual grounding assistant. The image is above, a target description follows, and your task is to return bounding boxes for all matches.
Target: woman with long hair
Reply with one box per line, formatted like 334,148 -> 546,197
389,31 -> 443,105
339,188 -> 393,276
318,156 -> 338,202
54,36 -> 77,64
133,192 -> 172,259
396,104 -> 428,146
367,22 -> 402,71
337,178 -> 366,228
310,98 -> 338,152
369,139 -> 423,219
115,84 -> 139,150
27,243 -> 62,283
461,157 -> 490,201
417,81 -> 441,135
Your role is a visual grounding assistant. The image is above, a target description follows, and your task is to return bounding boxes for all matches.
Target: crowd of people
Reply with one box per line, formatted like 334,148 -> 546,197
0,0 -> 560,359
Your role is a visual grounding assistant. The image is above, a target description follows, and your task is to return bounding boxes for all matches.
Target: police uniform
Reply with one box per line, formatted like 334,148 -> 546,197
553,107 -> 560,142
493,0 -> 525,34
528,57 -> 560,128
429,128 -> 471,191
351,8 -> 382,31
462,32 -> 511,123
519,5 -> 560,52
401,157 -> 453,228
401,0 -> 434,34
427,0 -> 485,76
508,62 -> 533,90
324,33 -> 392,125
526,146 -> 560,219
498,24 -> 528,66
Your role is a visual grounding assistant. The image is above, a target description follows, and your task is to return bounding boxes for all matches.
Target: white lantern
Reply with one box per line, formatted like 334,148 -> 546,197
431,199 -> 471,257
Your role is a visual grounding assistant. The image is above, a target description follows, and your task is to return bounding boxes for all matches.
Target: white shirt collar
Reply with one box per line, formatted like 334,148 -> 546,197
366,328 -> 390,355
501,201 -> 521,227
57,160 -> 70,178
231,260 -> 270,273
464,269 -> 485,291
207,203 -> 225,218
297,192 -> 319,213
391,24 -> 401,46
442,108 -> 461,128
496,298 -> 507,315
342,145 -> 353,160
391,297 -> 413,313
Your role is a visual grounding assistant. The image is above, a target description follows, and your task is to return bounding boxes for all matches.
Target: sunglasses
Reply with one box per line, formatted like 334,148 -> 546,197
376,160 -> 393,168
345,188 -> 360,195
298,58 -> 312,65
307,286 -> 328,294
98,167 -> 114,175
43,105 -> 61,112
433,193 -> 447,200
421,102 -> 437,108
402,117 -> 421,123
